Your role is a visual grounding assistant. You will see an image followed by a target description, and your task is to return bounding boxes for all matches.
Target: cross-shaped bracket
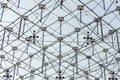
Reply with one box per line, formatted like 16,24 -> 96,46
3,69 -> 12,79
109,72 -> 118,80
30,30 -> 39,44
60,0 -> 64,9
83,32 -> 93,45
56,70 -> 65,80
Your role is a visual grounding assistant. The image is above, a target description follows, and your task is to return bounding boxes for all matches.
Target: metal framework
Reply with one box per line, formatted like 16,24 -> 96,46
0,0 -> 120,80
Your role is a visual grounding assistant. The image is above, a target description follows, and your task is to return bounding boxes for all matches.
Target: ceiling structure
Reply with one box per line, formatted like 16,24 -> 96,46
0,0 -> 120,80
